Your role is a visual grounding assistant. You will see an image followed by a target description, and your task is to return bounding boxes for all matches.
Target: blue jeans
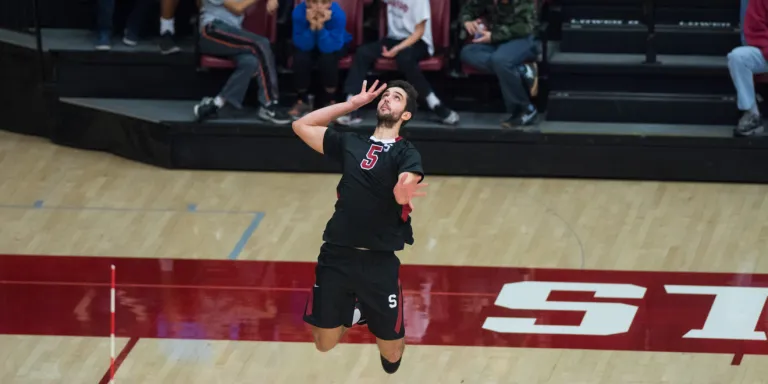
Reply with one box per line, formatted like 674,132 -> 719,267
97,0 -> 156,34
460,35 -> 537,113
727,46 -> 768,111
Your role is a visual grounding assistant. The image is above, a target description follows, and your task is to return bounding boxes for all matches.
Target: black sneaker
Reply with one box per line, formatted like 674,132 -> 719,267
352,299 -> 367,326
159,32 -> 180,55
501,104 -> 538,130
341,298 -> 367,328
95,31 -> 111,51
123,28 -> 139,46
735,111 -> 764,137
194,97 -> 219,121
380,354 -> 402,374
258,104 -> 292,125
433,104 -> 460,125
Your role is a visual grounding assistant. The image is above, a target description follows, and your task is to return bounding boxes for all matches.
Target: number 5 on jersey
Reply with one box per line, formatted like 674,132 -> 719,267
388,294 -> 398,308
361,144 -> 384,170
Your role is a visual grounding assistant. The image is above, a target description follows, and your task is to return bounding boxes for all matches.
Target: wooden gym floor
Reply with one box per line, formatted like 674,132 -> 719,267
2,130 -> 768,383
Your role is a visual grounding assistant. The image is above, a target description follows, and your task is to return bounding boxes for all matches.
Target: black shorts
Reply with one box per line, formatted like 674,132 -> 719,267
303,242 -> 404,340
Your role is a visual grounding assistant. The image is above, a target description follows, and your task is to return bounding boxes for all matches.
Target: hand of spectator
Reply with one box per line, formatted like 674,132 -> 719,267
472,30 -> 491,44
320,9 -> 332,23
348,80 -> 387,109
381,46 -> 398,58
306,8 -> 322,30
464,20 -> 480,35
306,7 -> 317,21
267,0 -> 278,14
309,16 -> 323,30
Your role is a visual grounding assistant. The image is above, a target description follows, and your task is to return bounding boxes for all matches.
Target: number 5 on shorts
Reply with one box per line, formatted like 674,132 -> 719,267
388,294 -> 397,308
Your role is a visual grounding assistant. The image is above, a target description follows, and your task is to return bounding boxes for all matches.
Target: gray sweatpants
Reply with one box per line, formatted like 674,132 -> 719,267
199,20 -> 280,108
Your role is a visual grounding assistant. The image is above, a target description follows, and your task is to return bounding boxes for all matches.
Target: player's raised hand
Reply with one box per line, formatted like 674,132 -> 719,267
394,173 -> 428,206
348,80 -> 387,109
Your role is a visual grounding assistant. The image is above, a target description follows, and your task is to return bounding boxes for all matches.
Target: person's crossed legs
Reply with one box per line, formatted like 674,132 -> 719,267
727,45 -> 768,136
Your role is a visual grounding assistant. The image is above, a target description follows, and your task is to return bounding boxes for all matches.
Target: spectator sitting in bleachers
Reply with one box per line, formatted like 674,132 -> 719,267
95,0 -> 181,54
728,0 -> 767,136
458,0 -> 539,129
336,0 -> 459,126
289,0 -> 353,118
194,0 -> 292,124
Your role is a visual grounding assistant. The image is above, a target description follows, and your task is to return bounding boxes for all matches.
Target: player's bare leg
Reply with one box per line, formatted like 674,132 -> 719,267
310,301 -> 363,351
311,325 -> 348,352
376,337 -> 405,374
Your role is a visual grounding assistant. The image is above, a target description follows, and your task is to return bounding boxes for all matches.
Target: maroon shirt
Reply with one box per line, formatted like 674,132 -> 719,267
745,0 -> 768,59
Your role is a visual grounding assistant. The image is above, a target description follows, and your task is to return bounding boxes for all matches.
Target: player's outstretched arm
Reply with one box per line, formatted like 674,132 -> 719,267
292,80 -> 387,154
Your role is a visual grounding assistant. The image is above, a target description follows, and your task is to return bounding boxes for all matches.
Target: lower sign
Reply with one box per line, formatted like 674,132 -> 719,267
2,255 -> 768,364
474,269 -> 768,363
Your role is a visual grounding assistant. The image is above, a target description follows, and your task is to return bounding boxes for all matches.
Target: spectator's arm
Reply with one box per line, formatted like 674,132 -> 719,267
292,3 -> 316,51
491,1 -> 536,43
458,0 -> 483,24
385,0 -> 429,54
390,20 -> 425,52
317,5 -> 347,53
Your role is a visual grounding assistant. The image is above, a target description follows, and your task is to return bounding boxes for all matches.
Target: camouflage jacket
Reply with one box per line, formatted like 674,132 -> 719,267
458,0 -> 537,44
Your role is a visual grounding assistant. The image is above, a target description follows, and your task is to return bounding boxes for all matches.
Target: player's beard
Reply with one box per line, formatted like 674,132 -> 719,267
376,111 -> 401,129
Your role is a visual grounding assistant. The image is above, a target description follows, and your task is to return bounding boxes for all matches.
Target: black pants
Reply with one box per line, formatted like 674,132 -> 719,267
293,45 -> 349,91
97,0 -> 153,33
343,38 -> 432,100
199,20 -> 280,108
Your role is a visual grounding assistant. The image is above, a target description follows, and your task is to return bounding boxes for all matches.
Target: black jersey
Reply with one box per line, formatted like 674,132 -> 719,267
321,127 -> 424,251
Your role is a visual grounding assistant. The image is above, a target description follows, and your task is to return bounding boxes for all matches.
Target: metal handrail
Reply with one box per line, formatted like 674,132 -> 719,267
31,0 -> 46,83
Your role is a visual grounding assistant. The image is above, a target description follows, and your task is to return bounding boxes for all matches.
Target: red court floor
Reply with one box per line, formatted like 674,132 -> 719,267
2,254 -> 768,364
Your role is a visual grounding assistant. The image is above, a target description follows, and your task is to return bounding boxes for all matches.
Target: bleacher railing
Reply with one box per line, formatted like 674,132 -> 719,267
32,0 -> 45,83
643,0 -> 658,64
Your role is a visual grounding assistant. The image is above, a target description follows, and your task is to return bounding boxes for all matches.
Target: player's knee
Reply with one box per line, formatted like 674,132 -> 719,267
311,328 -> 339,352
314,339 -> 337,352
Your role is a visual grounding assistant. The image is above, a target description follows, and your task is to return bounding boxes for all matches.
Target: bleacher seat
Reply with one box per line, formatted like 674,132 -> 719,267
199,2 -> 278,69
374,0 -> 451,72
288,0 -> 365,70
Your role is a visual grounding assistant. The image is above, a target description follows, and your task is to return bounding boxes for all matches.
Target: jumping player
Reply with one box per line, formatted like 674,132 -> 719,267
292,79 -> 428,374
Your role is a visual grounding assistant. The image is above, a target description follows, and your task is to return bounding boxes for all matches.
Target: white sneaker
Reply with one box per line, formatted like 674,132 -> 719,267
336,113 -> 362,126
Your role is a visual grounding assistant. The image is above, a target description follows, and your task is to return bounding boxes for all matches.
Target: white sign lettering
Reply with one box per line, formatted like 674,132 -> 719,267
665,285 -> 768,340
482,281 -> 646,336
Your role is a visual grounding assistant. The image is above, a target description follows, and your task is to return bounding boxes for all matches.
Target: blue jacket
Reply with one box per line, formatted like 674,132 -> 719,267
292,2 -> 352,53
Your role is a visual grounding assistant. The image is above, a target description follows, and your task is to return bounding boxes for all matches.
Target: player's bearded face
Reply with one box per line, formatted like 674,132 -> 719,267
376,99 -> 404,128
